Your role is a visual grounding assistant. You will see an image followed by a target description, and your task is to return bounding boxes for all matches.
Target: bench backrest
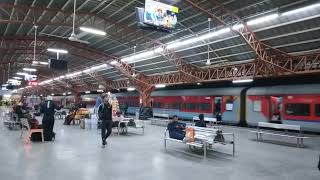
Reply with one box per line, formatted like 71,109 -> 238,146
193,116 -> 217,122
258,122 -> 300,131
153,113 -> 169,118
189,126 -> 218,139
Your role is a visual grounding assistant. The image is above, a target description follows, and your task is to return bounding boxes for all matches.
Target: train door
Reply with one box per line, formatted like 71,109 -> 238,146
213,97 -> 222,115
269,96 -> 282,122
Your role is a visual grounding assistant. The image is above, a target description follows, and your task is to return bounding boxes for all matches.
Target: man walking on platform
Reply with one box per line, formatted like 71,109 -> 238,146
98,93 -> 113,148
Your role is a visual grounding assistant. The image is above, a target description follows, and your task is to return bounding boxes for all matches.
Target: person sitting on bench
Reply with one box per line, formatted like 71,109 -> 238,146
195,114 -> 206,127
167,115 -> 186,140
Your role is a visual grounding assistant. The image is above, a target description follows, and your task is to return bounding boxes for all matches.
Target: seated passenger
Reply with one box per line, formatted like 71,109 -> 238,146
167,115 -> 186,140
64,110 -> 76,125
195,114 -> 206,127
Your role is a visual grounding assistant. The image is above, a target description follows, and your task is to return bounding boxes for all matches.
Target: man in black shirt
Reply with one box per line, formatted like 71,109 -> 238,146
40,96 -> 57,141
98,93 -> 113,148
167,115 -> 186,140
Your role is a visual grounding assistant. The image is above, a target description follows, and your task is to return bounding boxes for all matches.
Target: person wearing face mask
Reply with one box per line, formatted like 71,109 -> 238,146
98,93 -> 113,148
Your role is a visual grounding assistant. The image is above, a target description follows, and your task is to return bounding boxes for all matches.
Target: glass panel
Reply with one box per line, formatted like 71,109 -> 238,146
199,103 -> 210,111
186,103 -> 196,110
315,104 -> 320,117
285,103 -> 310,116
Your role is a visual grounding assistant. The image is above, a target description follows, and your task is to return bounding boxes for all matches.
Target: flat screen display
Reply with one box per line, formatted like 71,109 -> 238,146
49,59 -> 68,71
144,0 -> 179,29
226,103 -> 233,111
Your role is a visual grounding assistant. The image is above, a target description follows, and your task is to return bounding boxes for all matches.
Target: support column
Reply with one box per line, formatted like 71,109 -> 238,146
138,85 -> 155,107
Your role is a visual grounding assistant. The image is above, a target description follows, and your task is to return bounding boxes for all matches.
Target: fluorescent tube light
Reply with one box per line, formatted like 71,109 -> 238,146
110,60 -> 118,65
47,48 -> 68,54
155,84 -> 166,88
51,94 -> 55,96
247,14 -> 279,25
232,79 -> 253,83
80,26 -> 106,36
167,28 -> 231,49
16,72 -> 27,76
232,24 -> 244,30
62,93 -> 66,96
85,91 -> 90,94
23,68 -> 37,72
127,87 -> 136,91
13,77 -> 23,80
282,3 -> 320,16
67,92 -> 72,95
39,61 -> 49,65
97,89 -> 104,93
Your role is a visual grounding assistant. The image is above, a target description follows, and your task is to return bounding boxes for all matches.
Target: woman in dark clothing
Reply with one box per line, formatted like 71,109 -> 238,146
40,96 -> 57,141
195,114 -> 206,127
167,115 -> 186,140
98,93 -> 113,148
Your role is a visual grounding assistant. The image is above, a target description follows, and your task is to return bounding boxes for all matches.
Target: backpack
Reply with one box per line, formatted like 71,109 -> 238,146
214,129 -> 225,143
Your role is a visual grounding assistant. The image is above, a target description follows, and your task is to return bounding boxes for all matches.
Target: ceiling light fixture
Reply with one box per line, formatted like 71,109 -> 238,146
39,61 -> 49,65
16,72 -> 27,76
232,79 -> 254,83
127,87 -> 136,91
13,77 -> 22,80
281,3 -> 320,16
23,68 -> 37,72
47,48 -> 68,54
246,13 -> 279,26
80,26 -> 106,36
85,91 -> 90,94
155,84 -> 166,88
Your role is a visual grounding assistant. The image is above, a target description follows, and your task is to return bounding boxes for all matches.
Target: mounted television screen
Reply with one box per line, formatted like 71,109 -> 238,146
144,0 -> 179,29
49,59 -> 68,71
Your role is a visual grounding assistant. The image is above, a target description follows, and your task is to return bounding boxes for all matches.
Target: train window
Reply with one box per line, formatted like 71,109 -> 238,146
315,104 -> 320,117
253,101 -> 262,112
186,103 -> 196,110
171,103 -> 180,109
199,103 -> 210,111
153,102 -> 161,108
285,103 -> 310,116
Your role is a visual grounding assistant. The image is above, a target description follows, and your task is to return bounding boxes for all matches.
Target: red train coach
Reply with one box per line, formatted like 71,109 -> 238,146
246,84 -> 320,132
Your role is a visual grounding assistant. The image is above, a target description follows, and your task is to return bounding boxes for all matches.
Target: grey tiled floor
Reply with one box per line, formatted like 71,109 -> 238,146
1,120 -> 319,180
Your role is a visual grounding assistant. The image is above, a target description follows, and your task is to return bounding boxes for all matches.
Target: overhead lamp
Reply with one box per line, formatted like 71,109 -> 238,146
85,91 -> 90,94
232,24 -> 244,30
51,93 -> 55,96
53,77 -> 60,81
166,28 -> 231,49
282,3 -> 320,16
155,84 -> 166,88
97,89 -> 104,93
67,92 -> 72,95
66,71 -> 82,78
80,26 -> 106,36
16,72 -> 27,76
246,13 -> 279,26
197,82 -> 201,85
62,93 -> 66,96
107,91 -> 111,95
32,61 -> 39,64
13,76 -> 22,80
110,60 -> 118,65
40,94 -> 43,97
39,61 -> 49,65
59,75 -> 65,79
232,79 -> 253,83
127,87 -> 136,91
47,48 -> 68,54
23,68 -> 37,72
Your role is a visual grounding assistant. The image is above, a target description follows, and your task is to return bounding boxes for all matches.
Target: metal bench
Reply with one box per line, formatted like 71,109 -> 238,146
4,113 -> 20,130
250,122 -> 311,147
151,113 -> 170,126
164,126 -> 235,159
192,116 -> 219,126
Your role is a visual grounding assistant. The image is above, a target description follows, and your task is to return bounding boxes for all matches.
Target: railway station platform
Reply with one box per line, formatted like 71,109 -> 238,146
1,121 -> 319,180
